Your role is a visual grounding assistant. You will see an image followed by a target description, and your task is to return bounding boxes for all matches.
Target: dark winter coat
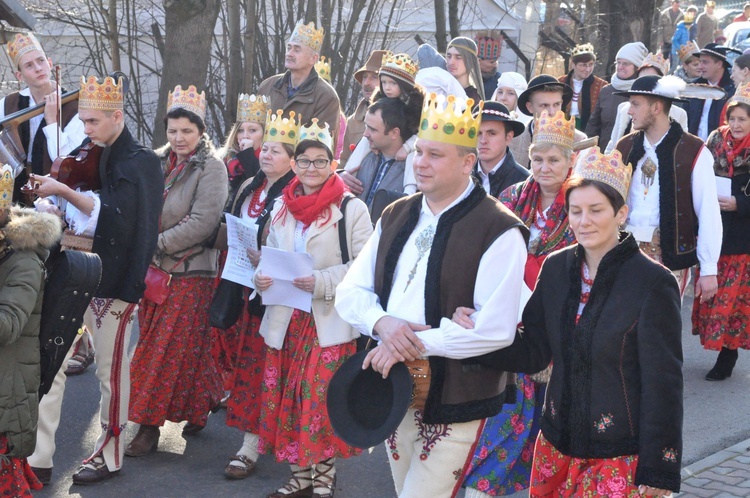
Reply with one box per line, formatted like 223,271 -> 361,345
686,69 -> 734,138
476,234 -> 684,492
0,207 -> 61,458
472,147 -> 530,198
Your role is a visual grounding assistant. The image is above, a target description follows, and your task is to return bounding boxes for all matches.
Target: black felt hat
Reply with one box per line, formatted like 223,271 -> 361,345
517,74 -> 573,116
481,101 -> 526,136
326,349 -> 412,449
700,43 -> 742,68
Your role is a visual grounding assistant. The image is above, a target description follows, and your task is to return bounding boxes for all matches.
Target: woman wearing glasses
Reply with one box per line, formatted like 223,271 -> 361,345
254,120 -> 373,498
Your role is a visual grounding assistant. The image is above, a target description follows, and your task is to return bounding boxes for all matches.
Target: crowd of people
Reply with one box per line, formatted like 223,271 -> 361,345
0,4 -> 747,496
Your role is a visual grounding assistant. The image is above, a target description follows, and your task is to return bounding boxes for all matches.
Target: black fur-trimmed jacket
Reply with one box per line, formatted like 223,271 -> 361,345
476,233 -> 684,492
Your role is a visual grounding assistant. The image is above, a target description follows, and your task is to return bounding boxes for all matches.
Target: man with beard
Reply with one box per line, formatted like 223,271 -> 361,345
615,75 -> 721,301
339,50 -> 386,168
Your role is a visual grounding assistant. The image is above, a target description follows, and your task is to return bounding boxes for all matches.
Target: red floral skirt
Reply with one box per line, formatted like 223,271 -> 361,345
692,254 -> 750,351
530,433 -> 640,497
257,310 -> 360,466
226,312 -> 265,433
130,276 -> 223,426
0,435 -> 41,497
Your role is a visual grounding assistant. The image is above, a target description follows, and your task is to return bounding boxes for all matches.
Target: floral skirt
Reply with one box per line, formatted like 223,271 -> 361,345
257,309 -> 360,466
226,312 -> 265,433
463,374 -> 540,495
130,276 -> 223,426
692,254 -> 750,351
0,435 -> 41,497
530,433 -> 640,497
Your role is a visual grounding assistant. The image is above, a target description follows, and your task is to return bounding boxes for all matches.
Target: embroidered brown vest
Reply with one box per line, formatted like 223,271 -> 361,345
374,186 -> 527,424
616,127 -> 702,270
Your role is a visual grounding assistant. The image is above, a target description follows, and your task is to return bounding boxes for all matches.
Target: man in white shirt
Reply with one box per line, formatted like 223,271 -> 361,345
1,32 -> 85,204
336,95 -> 528,497
614,75 -> 722,300
686,43 -> 737,141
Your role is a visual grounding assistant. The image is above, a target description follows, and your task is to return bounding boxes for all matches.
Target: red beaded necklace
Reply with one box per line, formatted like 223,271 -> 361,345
246,179 -> 267,219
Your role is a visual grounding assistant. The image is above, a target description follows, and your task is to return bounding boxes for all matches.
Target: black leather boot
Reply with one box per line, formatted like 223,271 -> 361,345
705,347 -> 739,381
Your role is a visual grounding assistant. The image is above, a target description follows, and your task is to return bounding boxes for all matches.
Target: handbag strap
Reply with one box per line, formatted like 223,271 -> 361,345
338,194 -> 353,264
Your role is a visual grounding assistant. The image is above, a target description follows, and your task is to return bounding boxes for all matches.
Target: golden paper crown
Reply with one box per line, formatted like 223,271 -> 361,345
418,93 -> 483,148
236,94 -> 268,124
380,52 -> 419,86
474,31 -> 502,60
0,164 -> 14,210
6,32 -> 44,68
532,110 -> 576,150
640,52 -> 670,75
571,43 -> 595,59
299,118 -> 333,150
315,56 -> 331,82
167,85 -> 207,121
289,20 -> 324,53
706,1 -> 715,7
573,147 -> 632,202
731,82 -> 750,107
79,75 -> 124,111
684,11 -> 696,24
677,40 -> 700,62
263,109 -> 301,146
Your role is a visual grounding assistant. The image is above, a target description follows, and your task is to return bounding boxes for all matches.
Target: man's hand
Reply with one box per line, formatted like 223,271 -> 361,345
43,88 -> 59,125
362,344 -> 402,378
340,171 -> 364,195
373,315 -> 430,362
696,275 -> 718,303
451,306 -> 476,329
31,174 -> 65,198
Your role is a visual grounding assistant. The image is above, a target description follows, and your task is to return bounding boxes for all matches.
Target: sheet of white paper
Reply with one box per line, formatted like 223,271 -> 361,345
625,224 -> 656,243
221,214 -> 259,288
260,246 -> 314,312
716,176 -> 732,198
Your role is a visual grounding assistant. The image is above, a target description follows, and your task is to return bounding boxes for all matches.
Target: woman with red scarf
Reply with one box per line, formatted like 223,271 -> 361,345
254,126 -> 372,498
693,83 -> 750,381
126,86 -> 228,456
462,110 -> 578,498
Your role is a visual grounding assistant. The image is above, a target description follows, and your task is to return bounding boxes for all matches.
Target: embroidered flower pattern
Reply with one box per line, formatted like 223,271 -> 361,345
387,430 -> 399,460
662,447 -> 678,463
594,413 -> 614,433
415,409 -> 452,461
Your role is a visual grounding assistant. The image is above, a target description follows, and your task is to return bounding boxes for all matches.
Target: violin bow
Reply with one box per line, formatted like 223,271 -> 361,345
55,65 -> 61,159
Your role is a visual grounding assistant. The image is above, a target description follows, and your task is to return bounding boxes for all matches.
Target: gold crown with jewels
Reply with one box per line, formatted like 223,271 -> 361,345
264,109 -> 301,146
417,93 -> 483,148
315,56 -> 331,82
684,11 -> 696,24
380,51 -> 419,86
79,75 -> 124,111
571,43 -> 595,59
677,40 -> 700,62
299,118 -> 333,150
731,82 -> 750,107
573,147 -> 632,201
640,52 -> 670,75
0,164 -> 14,210
236,94 -> 268,124
289,20 -> 324,53
6,32 -> 44,68
167,85 -> 207,121
532,110 -> 576,150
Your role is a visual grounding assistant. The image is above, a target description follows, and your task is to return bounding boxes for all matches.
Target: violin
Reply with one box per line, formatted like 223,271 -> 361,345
49,141 -> 103,192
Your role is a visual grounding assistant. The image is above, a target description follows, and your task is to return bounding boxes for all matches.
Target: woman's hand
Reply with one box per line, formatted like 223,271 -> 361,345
395,145 -> 408,162
239,138 -> 254,151
638,484 -> 673,497
292,275 -> 315,293
255,271 -> 273,291
247,247 -> 261,267
451,306 -> 476,329
718,195 -> 737,212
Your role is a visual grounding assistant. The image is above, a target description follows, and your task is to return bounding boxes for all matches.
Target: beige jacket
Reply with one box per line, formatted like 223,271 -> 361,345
257,195 -> 373,349
154,135 -> 228,277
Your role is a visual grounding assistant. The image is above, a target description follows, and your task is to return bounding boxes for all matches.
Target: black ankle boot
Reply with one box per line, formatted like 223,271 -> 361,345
705,348 -> 739,381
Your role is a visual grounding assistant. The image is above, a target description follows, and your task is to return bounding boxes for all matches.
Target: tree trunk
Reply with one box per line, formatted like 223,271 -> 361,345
243,0 -> 257,90
448,0 -> 459,40
107,0 -> 121,71
434,0 -> 447,53
600,0 -> 657,78
152,0 -> 221,147
227,0 -> 242,123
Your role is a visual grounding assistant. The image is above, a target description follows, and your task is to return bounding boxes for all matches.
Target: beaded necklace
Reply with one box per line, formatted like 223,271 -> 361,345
246,179 -> 267,219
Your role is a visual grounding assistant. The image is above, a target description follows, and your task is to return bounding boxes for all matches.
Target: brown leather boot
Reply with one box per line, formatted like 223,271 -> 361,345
124,424 -> 160,457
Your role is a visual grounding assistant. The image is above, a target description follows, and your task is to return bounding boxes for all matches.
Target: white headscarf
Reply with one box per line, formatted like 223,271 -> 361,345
415,67 -> 467,100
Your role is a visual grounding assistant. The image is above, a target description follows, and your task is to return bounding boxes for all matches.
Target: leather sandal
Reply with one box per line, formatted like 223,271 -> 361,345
224,454 -> 256,479
125,425 -> 160,457
266,467 -> 313,498
313,459 -> 336,498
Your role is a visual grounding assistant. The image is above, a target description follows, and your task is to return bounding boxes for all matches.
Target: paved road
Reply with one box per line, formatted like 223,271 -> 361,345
34,294 -> 749,497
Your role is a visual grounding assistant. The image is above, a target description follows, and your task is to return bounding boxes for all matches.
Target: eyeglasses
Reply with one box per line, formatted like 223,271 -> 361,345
295,158 -> 331,169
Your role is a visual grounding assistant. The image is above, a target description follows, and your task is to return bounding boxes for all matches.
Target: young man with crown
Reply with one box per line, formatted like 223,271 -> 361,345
474,32 -> 503,101
1,33 -> 85,205
336,94 -> 528,497
614,74 -> 722,301
558,43 -> 608,131
258,20 -> 342,151
28,74 -> 164,485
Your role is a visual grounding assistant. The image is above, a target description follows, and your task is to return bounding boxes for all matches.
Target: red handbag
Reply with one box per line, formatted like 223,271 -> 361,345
143,252 -> 193,305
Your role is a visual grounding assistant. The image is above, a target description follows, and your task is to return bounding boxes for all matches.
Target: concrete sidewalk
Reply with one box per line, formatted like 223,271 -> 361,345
679,437 -> 750,497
